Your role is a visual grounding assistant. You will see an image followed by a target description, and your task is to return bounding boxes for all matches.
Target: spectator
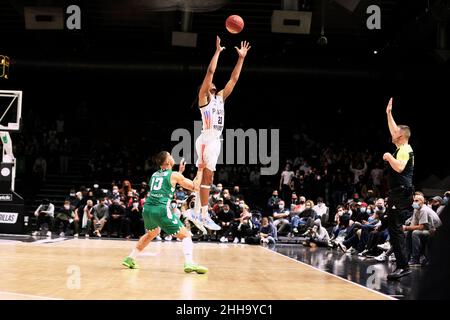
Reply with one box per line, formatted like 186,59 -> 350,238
350,160 -> 367,185
74,199 -> 94,237
430,196 -> 445,216
405,194 -> 441,266
33,154 -> 47,182
266,190 -> 281,216
303,219 -> 330,247
92,197 -> 109,237
126,197 -> 144,239
232,204 -> 253,243
272,200 -> 291,235
163,200 -> 182,241
217,204 -> 235,243
279,164 -> 294,206
108,198 -> 127,238
258,216 -> 277,244
175,186 -> 187,201
313,197 -> 329,221
54,200 -> 74,237
32,199 -> 55,237
370,162 -> 384,188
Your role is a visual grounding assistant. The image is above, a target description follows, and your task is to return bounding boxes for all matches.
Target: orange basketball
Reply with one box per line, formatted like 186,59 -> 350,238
226,15 -> 244,34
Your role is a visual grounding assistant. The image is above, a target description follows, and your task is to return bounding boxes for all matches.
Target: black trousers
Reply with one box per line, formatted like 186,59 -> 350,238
36,215 -> 54,231
387,187 -> 413,269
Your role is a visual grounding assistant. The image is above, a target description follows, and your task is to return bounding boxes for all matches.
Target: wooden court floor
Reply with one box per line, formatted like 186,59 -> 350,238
0,238 -> 391,300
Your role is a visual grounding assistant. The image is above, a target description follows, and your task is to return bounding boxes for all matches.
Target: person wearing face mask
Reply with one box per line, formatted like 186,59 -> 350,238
267,190 -> 281,216
110,185 -> 121,201
162,201 -> 182,241
217,204 -> 236,243
108,198 -> 126,238
313,197 -> 329,223
384,97 -> 415,280
182,195 -> 207,235
92,197 -> 109,237
430,196 -> 445,216
272,200 -> 291,235
126,198 -> 144,239
212,198 -> 224,215
54,200 -> 75,237
74,199 -> 94,238
404,194 -> 442,266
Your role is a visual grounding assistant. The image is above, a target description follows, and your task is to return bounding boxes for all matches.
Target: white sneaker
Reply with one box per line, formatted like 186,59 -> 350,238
293,228 -> 298,234
377,242 -> 391,251
32,231 -> 39,236
203,216 -> 221,231
85,234 -> 89,238
337,242 -> 347,253
388,253 -> 396,262
176,238 -> 181,242
187,213 -> 208,234
59,232 -> 65,237
73,233 -> 79,238
358,249 -> 369,257
164,235 -> 172,241
241,238 -> 246,244
374,252 -> 386,262
46,231 -> 52,237
220,236 -> 228,243
156,235 -> 162,241
233,237 -> 239,244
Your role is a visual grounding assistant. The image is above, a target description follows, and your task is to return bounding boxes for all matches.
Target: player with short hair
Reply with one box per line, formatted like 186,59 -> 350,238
122,151 -> 207,274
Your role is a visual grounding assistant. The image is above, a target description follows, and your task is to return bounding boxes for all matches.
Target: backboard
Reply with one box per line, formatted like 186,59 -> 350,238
0,90 -> 22,132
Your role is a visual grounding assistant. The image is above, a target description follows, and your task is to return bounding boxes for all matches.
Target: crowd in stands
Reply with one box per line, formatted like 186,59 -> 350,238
31,156 -> 448,268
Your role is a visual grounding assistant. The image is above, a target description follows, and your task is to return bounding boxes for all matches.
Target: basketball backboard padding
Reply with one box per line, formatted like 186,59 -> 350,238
0,90 -> 22,132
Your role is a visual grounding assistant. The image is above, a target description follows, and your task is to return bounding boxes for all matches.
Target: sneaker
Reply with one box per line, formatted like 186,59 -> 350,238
377,242 -> 391,251
164,235 -> 173,241
122,257 -> 139,269
219,236 -> 228,243
387,268 -> 411,280
32,231 -> 39,236
85,234 -> 89,238
374,252 -> 387,262
358,249 -> 369,257
240,238 -> 245,244
337,242 -> 347,253
59,232 -> 65,237
73,233 -> 79,238
95,230 -> 101,238
155,235 -> 162,241
203,217 -> 221,231
388,253 -> 396,262
46,231 -> 52,237
408,258 -> 421,267
184,262 -> 208,274
293,228 -> 298,234
176,238 -> 181,242
233,237 -> 239,244
346,248 -> 357,255
186,212 -> 208,234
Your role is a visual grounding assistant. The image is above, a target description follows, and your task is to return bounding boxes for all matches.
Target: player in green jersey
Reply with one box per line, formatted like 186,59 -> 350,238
122,151 -> 208,274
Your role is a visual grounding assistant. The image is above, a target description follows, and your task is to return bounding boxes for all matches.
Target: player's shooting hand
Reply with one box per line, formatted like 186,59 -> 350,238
178,158 -> 186,174
235,40 -> 251,58
216,36 -> 225,52
386,97 -> 393,114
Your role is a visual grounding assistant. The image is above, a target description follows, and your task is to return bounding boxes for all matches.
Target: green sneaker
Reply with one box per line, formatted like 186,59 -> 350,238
184,262 -> 208,274
122,256 -> 139,269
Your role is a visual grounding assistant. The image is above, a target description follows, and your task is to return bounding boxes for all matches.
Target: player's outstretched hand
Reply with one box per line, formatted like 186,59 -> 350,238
178,158 -> 186,174
386,97 -> 393,114
235,40 -> 251,58
216,36 -> 225,52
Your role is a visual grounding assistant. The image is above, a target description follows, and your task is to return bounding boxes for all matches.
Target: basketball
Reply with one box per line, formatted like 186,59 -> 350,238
225,15 -> 244,34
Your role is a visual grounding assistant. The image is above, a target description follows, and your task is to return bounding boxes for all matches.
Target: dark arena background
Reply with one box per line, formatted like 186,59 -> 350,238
0,0 -> 449,306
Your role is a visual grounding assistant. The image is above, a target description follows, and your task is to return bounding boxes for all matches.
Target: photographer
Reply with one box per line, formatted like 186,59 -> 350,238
32,199 -> 55,237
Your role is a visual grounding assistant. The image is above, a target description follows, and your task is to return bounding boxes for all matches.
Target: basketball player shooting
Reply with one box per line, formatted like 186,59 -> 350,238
190,36 -> 251,231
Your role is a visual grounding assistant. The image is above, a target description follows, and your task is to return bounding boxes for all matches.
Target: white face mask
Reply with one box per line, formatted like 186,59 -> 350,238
279,204 -> 284,210
64,205 -> 70,210
171,203 -> 177,209
113,189 -> 119,194
133,202 -> 139,208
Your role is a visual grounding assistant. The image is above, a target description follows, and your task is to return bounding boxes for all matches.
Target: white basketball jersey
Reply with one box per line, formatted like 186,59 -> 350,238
200,94 -> 225,136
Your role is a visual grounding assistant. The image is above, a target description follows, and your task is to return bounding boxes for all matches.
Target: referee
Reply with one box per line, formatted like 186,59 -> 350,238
383,98 -> 414,280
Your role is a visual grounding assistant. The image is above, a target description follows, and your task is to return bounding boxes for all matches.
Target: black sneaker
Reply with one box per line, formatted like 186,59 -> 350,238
387,268 -> 411,280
